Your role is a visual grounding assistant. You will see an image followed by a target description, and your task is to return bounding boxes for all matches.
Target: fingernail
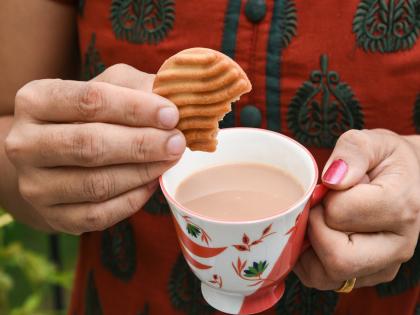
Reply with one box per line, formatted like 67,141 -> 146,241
147,180 -> 159,191
166,134 -> 186,156
158,107 -> 178,128
322,159 -> 348,185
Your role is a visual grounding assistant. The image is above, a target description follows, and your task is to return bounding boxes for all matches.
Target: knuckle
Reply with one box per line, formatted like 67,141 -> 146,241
137,164 -> 153,184
14,80 -> 43,112
121,92 -> 138,125
106,63 -> 134,75
131,133 -> 149,161
83,171 -> 115,202
398,244 -> 415,263
78,82 -> 105,119
398,207 -> 417,227
71,128 -> 104,165
372,128 -> 398,138
126,194 -> 143,214
18,178 -> 41,203
47,218 -> 82,235
85,207 -> 108,231
325,252 -> 354,281
124,100 -> 142,126
298,274 -> 314,288
4,132 -> 25,161
401,194 -> 420,225
336,129 -> 369,149
323,198 -> 345,228
38,129 -> 61,160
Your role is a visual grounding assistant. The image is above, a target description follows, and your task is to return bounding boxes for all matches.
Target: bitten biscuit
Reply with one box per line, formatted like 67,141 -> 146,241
153,47 -> 252,152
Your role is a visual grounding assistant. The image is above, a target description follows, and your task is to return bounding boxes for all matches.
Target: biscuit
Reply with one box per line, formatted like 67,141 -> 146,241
153,47 -> 252,152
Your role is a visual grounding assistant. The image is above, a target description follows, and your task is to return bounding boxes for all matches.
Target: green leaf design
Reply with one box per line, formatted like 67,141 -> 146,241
186,224 -> 201,238
168,255 -> 215,315
110,0 -> 175,45
278,0 -> 297,48
353,0 -> 420,53
101,220 -> 136,281
144,189 -> 170,215
78,0 -> 86,16
243,261 -> 268,278
287,55 -> 364,148
85,271 -> 103,315
83,33 -> 106,81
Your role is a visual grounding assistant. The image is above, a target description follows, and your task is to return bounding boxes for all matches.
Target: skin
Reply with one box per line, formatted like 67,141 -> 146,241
294,129 -> 420,289
1,0 -> 419,291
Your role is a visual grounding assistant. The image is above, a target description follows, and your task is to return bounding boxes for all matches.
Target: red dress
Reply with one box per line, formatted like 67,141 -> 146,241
66,0 -> 420,314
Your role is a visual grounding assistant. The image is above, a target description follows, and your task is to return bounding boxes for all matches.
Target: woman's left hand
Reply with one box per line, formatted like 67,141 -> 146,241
294,129 -> 420,290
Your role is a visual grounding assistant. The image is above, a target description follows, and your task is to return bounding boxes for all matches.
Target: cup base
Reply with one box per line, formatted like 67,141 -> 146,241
201,282 -> 285,315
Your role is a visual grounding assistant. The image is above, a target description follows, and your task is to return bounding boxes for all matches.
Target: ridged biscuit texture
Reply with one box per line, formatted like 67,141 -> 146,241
153,47 -> 252,152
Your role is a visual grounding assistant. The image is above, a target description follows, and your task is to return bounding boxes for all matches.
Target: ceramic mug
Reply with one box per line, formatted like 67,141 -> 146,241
160,128 -> 327,315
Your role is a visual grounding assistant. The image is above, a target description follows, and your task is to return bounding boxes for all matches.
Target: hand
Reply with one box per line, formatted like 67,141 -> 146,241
294,129 -> 420,290
5,64 -> 186,234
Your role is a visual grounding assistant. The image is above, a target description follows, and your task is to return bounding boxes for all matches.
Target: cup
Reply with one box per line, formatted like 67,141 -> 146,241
160,128 -> 327,315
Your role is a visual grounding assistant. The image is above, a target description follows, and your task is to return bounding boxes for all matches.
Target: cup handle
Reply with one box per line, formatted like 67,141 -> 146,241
310,184 -> 329,207
300,184 -> 329,253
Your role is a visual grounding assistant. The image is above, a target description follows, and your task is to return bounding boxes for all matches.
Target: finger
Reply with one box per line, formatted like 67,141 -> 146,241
321,130 -> 418,232
45,183 -> 158,235
294,249 -> 401,290
17,79 -> 178,129
308,205 -> 407,281
294,249 -> 342,290
20,161 -> 175,205
92,63 -> 155,92
321,129 -> 399,189
354,264 -> 401,288
19,123 -> 185,167
323,183 -> 404,232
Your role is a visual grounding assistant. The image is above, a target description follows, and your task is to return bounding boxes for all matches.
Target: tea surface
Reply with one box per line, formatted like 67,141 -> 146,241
175,163 -> 304,221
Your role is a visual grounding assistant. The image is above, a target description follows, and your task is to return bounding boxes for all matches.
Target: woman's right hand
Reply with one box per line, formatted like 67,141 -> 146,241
5,64 -> 186,234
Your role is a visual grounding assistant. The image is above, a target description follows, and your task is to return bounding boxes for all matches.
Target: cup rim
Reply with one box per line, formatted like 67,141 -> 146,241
159,127 -> 319,225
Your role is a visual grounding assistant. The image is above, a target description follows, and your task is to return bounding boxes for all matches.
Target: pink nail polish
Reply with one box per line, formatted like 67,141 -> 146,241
322,159 -> 348,185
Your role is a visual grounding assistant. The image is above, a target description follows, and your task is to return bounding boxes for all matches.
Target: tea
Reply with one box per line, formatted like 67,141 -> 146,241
175,163 -> 304,221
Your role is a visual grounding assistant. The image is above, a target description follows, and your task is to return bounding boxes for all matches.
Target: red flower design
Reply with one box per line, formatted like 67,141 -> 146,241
232,224 -> 276,252
208,274 -> 223,288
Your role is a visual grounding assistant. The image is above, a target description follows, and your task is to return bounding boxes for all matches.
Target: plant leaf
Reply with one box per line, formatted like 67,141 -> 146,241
242,234 -> 250,244
262,224 -> 272,236
233,245 -> 249,251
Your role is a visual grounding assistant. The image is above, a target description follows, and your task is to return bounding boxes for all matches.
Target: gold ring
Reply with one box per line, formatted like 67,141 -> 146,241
335,278 -> 356,293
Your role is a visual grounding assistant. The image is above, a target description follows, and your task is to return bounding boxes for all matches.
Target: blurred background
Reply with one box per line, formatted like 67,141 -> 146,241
0,208 -> 78,315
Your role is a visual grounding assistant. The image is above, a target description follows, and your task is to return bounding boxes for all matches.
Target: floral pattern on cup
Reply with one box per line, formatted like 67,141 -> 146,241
232,224 -> 276,252
285,213 -> 302,236
232,258 -> 276,287
183,215 -> 212,246
209,274 -> 223,288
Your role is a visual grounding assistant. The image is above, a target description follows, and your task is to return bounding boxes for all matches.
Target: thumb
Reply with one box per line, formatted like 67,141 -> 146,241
321,129 -> 396,190
92,64 -> 156,92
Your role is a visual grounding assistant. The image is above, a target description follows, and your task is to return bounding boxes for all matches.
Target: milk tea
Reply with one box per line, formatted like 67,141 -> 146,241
175,163 -> 304,221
